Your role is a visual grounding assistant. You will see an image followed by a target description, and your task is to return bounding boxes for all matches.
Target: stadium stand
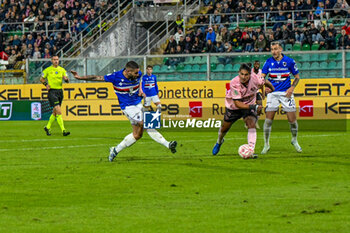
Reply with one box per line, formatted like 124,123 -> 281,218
0,0 -> 130,70
2,0 -> 350,83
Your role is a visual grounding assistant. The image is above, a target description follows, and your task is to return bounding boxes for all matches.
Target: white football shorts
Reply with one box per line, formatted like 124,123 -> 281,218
266,91 -> 296,112
144,95 -> 160,107
122,103 -> 143,125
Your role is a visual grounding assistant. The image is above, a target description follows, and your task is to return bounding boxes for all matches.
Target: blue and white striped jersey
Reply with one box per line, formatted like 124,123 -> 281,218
262,54 -> 299,92
141,74 -> 159,97
104,69 -> 142,110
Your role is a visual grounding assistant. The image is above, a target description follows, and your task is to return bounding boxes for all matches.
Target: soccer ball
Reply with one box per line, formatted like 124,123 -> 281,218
238,144 -> 254,159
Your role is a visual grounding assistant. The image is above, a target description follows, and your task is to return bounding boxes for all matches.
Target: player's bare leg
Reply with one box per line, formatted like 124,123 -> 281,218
212,120 -> 233,155
287,111 -> 302,153
244,116 -> 258,158
261,111 -> 276,154
255,99 -> 262,129
109,123 -> 143,162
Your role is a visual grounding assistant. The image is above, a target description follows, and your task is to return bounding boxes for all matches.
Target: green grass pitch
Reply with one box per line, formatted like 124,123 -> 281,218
0,120 -> 349,233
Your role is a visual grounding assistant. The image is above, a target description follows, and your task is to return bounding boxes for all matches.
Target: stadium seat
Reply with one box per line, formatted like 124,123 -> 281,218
211,56 -> 219,64
301,62 -> 311,70
153,65 -> 161,73
336,62 -> 342,69
327,61 -> 336,70
311,44 -> 320,50
311,70 -> 320,78
336,53 -> 342,61
302,44 -> 311,51
252,55 -> 260,62
346,52 -> 350,61
157,74 -> 168,81
184,57 -> 194,64
346,62 -> 350,69
285,44 -> 293,51
293,43 -> 301,51
328,53 -> 338,60
300,54 -> 311,62
198,73 -> 207,80
170,74 -> 182,81
242,55 -> 251,63
176,64 -> 184,71
163,57 -> 169,65
319,61 -> 328,69
191,64 -> 200,72
296,62 -> 302,70
160,65 -> 170,73
319,53 -> 328,61
181,64 -> 192,72
310,62 -> 320,70
210,63 -> 217,71
310,54 -> 319,62
224,64 -> 233,72
213,64 -> 225,72
233,63 -> 240,72
200,64 -> 207,72
193,56 -> 204,64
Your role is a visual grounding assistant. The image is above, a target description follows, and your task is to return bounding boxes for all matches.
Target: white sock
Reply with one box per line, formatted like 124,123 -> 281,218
289,121 -> 298,142
115,133 -> 137,153
263,119 -> 273,146
146,129 -> 170,148
156,104 -> 162,112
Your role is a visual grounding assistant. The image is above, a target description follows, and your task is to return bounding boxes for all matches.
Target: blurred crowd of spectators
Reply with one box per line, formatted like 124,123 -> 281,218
0,0 -> 115,69
164,0 -> 350,56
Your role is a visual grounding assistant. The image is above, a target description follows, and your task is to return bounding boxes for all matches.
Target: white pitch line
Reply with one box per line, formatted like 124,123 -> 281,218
0,144 -> 111,152
0,132 -> 346,143
0,137 -> 109,143
0,133 -> 347,152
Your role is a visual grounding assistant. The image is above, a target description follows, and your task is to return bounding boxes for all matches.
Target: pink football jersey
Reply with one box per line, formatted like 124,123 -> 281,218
251,68 -> 262,80
225,74 -> 264,110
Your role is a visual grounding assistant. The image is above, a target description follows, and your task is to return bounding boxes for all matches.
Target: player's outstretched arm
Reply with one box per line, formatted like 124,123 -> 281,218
70,70 -> 104,81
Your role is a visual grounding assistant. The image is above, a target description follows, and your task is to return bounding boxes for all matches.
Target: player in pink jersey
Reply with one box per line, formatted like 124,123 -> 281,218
250,60 -> 263,129
212,63 -> 275,157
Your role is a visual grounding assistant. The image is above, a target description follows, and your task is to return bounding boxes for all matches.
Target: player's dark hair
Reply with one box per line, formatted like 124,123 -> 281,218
254,60 -> 260,63
271,41 -> 282,47
239,63 -> 251,73
125,61 -> 139,70
147,65 -> 153,69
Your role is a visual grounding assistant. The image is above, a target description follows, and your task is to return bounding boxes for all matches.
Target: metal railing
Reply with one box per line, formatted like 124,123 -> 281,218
0,20 -> 72,37
185,9 -> 347,32
24,1 -> 133,85
130,0 -> 202,55
26,50 -> 350,85
56,0 -> 132,58
0,69 -> 26,85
